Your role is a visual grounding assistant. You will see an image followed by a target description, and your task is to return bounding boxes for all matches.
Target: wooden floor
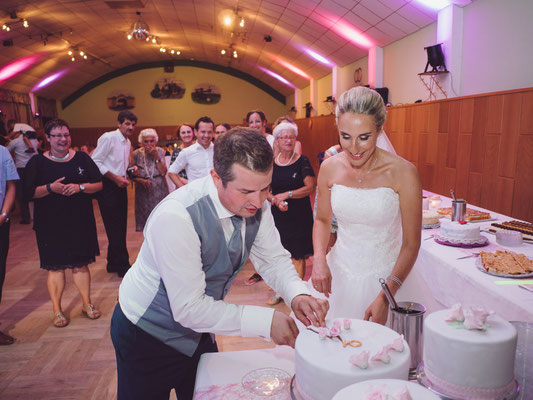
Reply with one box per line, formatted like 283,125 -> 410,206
0,187 -> 312,399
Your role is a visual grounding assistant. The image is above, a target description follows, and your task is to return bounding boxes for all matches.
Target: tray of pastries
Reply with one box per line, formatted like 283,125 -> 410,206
437,207 -> 492,222
477,250 -> 533,278
489,220 -> 533,241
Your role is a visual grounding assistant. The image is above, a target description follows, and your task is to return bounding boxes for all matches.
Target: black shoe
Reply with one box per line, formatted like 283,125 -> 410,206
117,265 -> 131,278
106,264 -> 119,273
0,331 -> 15,345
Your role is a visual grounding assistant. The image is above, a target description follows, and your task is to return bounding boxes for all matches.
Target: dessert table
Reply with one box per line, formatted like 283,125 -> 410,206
396,191 -> 533,323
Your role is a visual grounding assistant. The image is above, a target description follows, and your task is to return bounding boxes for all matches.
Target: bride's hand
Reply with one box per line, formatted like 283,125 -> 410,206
364,294 -> 389,325
311,258 -> 332,298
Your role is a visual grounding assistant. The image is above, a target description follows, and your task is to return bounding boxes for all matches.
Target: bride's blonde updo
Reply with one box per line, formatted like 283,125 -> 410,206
335,86 -> 386,129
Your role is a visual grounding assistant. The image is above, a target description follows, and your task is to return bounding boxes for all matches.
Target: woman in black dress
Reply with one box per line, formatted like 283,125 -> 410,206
24,119 -> 103,327
268,121 -> 316,304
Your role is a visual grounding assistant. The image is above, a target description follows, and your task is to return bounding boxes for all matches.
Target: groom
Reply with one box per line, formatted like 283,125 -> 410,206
111,128 -> 328,400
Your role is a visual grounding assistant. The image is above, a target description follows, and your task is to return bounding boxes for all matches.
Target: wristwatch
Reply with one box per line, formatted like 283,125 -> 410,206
0,212 -> 9,223
155,159 -> 161,164
79,184 -> 86,192
288,191 -> 293,198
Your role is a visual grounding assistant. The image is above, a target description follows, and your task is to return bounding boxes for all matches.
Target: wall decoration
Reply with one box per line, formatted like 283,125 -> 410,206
150,78 -> 185,99
107,91 -> 135,110
191,83 -> 221,105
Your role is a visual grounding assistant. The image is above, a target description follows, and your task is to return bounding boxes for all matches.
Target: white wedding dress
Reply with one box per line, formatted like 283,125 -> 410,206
324,185 -> 402,319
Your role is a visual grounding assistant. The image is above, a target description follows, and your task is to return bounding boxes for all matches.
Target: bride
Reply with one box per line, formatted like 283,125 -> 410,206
312,86 -> 422,325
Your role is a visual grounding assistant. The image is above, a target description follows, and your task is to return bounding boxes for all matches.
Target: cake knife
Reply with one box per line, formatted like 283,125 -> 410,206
379,278 -> 399,310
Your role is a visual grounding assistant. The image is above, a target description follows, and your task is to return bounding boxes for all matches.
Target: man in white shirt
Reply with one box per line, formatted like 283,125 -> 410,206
110,128 -> 328,400
91,110 -> 136,277
7,124 -> 38,224
168,116 -> 214,188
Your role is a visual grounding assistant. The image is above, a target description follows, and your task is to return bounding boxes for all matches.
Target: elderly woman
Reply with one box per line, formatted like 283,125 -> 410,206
272,116 -> 302,155
132,129 -> 168,232
267,121 -> 316,304
24,118 -> 103,327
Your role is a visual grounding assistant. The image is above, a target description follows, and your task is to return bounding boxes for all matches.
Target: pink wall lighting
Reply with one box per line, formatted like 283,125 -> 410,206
328,17 -> 374,49
0,55 -> 40,83
304,49 -> 333,66
258,66 -> 295,88
275,58 -> 311,80
33,69 -> 68,91
414,0 -> 451,11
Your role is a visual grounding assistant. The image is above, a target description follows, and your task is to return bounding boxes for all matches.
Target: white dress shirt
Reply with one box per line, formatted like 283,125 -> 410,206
91,128 -> 131,177
7,136 -> 39,168
119,175 -> 311,341
168,142 -> 214,181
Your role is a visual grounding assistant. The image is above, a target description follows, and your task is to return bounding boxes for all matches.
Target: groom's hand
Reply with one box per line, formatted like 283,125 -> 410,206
270,310 -> 299,347
292,295 -> 328,328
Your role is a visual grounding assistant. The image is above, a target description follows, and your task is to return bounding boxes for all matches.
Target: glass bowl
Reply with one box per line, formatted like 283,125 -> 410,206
241,367 -> 291,396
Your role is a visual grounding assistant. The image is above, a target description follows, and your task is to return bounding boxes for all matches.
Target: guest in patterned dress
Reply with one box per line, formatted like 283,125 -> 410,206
132,129 -> 169,232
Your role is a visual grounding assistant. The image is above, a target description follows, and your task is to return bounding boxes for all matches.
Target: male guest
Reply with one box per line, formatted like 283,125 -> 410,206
0,145 -> 19,345
7,124 -> 39,224
111,128 -> 328,400
168,116 -> 214,188
92,110 -> 136,277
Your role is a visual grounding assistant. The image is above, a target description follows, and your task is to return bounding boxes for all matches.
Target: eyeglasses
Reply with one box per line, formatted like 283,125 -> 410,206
278,136 -> 296,141
49,134 -> 70,138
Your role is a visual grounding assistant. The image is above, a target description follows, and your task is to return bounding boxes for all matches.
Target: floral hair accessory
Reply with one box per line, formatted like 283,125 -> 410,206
343,318 -> 351,330
371,346 -> 391,364
333,319 -> 342,330
349,351 -> 370,369
445,303 -> 465,322
318,327 -> 328,340
388,335 -> 404,352
392,387 -> 412,400
329,326 -> 340,337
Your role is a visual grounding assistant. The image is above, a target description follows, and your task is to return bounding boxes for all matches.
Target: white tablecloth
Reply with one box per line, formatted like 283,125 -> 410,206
396,191 -> 533,322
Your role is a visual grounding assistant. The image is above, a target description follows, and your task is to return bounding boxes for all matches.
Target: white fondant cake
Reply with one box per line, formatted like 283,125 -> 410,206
295,319 -> 410,400
423,309 -> 517,399
333,379 -> 441,400
438,220 -> 481,243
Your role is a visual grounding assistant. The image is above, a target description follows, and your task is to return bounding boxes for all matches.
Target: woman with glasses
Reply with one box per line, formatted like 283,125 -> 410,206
267,121 -> 315,305
24,118 -> 103,328
132,129 -> 168,232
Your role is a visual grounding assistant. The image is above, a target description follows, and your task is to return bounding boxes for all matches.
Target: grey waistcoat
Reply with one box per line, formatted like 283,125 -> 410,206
135,195 -> 262,356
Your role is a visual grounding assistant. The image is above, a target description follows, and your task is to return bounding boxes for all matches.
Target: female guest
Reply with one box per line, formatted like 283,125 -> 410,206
272,116 -> 302,155
214,123 -> 230,141
24,119 -> 103,328
312,87 -> 422,324
169,123 -> 195,185
268,121 -> 315,304
247,110 -> 275,148
132,129 -> 168,232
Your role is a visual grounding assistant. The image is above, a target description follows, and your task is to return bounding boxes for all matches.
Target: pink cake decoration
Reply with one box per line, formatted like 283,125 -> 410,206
349,351 -> 370,369
363,386 -> 413,400
387,335 -> 405,352
371,346 -> 391,364
445,303 -> 493,331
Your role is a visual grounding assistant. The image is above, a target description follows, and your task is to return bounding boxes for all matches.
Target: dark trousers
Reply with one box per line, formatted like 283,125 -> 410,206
97,177 -> 129,272
0,220 -> 10,303
110,304 -> 218,400
15,168 -> 30,223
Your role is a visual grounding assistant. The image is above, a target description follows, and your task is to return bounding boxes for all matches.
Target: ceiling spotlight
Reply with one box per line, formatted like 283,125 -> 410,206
1,24 -> 7,30
176,50 -> 181,55
71,57 -> 75,62
152,37 -> 157,44
224,16 -> 232,26
127,34 -> 132,40
264,35 -> 272,43
130,11 -> 150,41
170,49 -> 175,54
233,50 -> 238,58
79,51 -> 84,56
68,50 -> 73,56
23,19 -> 28,28
239,18 -> 245,28
221,49 -> 226,55
83,55 -> 87,59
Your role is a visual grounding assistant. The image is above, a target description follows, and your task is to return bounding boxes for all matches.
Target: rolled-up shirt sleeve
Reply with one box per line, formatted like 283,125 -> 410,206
145,200 -> 275,340
91,134 -> 111,175
168,150 -> 187,175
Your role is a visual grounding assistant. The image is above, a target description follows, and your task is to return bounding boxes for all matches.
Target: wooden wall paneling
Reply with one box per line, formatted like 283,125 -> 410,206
495,177 -> 515,217
459,99 -> 474,133
417,104 -> 430,134
389,107 -> 406,154
455,134 -> 472,198
446,101 -> 461,169
480,135 -> 501,211
443,167 -> 457,194
426,104 -> 440,166
519,91 -> 533,134
498,93 -> 522,178
404,107 -> 414,134
469,97 -> 488,173
486,95 -> 504,134
467,172 -> 483,206
418,133 -> 429,187
435,133 -> 449,195
512,135 -> 533,222
438,102 -> 449,134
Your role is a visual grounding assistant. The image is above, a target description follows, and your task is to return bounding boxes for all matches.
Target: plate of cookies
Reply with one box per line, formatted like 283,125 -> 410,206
437,207 -> 495,223
476,250 -> 533,278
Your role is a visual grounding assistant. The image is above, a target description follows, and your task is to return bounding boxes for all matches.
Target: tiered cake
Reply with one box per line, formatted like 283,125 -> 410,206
422,305 -> 517,399
294,319 -> 410,400
333,379 -> 441,400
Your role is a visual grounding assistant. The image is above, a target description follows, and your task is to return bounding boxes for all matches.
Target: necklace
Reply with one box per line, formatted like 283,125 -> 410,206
276,151 -> 295,166
354,152 -> 378,183
49,150 -> 70,161
142,149 -> 155,180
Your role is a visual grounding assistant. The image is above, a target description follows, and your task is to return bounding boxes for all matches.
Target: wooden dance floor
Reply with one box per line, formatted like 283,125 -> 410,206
0,187 -> 300,399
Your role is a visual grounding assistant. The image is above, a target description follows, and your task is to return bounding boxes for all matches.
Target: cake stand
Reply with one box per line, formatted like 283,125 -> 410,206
416,362 -> 520,400
434,234 -> 489,248
290,376 -> 305,400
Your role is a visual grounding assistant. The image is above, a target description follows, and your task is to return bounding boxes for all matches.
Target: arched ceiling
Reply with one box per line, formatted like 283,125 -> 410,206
0,0 -> 472,104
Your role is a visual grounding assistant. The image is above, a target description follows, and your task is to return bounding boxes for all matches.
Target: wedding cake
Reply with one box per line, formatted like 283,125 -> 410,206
294,319 -> 410,400
437,220 -> 484,244
422,305 -> 517,399
333,379 -> 441,400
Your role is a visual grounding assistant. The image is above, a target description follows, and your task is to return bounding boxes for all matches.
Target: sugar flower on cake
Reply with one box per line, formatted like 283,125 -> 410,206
329,325 -> 341,337
349,351 -> 370,369
445,303 -> 465,322
364,387 -> 386,400
463,307 -> 492,330
387,334 -> 405,352
333,319 -> 342,330
392,387 -> 412,400
371,346 -> 391,364
318,327 -> 328,340
343,318 -> 351,330
470,306 -> 493,324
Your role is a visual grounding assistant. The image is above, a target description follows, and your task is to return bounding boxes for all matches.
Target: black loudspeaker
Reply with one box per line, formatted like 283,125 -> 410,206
375,87 -> 389,105
424,44 -> 447,72
164,62 -> 174,73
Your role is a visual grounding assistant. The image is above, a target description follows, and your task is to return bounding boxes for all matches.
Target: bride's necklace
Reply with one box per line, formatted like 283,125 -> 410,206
49,150 -> 70,161
277,151 -> 295,166
354,152 -> 378,183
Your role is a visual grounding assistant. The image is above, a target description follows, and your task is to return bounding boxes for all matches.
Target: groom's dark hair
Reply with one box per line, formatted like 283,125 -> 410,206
214,127 -> 273,187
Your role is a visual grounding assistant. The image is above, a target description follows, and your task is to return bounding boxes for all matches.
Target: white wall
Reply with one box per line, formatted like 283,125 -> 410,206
461,0 -> 533,95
